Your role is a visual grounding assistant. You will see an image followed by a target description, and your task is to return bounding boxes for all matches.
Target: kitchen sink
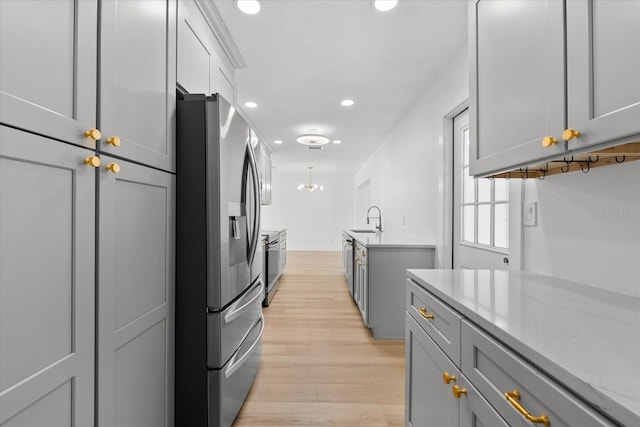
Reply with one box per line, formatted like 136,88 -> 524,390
350,229 -> 380,233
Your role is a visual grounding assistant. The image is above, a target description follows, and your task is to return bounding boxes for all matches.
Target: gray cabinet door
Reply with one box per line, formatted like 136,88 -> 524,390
459,376 -> 509,427
469,0 -> 566,177
0,0 -> 98,149
405,314 -> 460,427
97,157 -> 175,427
0,126 -> 95,426
98,0 -> 177,172
566,0 -> 640,151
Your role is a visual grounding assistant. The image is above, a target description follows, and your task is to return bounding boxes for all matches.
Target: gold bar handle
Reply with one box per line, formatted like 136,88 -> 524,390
505,390 -> 550,427
418,307 -> 434,320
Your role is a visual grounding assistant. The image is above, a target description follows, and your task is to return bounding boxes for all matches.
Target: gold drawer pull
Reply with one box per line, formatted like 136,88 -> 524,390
418,307 -> 434,320
452,385 -> 467,398
505,390 -> 550,427
442,372 -> 456,384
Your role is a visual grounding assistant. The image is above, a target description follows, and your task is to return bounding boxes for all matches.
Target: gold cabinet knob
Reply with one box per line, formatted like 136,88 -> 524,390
105,163 -> 121,174
83,156 -> 101,168
452,385 -> 467,399
418,307 -> 434,320
562,128 -> 581,141
541,136 -> 558,147
442,372 -> 457,384
106,136 -> 121,147
84,128 -> 102,141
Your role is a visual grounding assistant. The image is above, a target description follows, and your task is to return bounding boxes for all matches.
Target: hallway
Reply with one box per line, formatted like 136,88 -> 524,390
233,251 -> 405,426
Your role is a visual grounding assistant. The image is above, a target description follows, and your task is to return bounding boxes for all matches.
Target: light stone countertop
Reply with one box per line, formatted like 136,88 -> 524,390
406,269 -> 640,427
345,229 -> 436,249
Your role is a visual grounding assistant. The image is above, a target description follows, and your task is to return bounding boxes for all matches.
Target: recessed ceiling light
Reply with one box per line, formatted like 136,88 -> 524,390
273,140 -> 283,144
333,140 -> 342,144
374,0 -> 397,12
340,99 -> 354,107
244,101 -> 257,108
236,0 -> 261,15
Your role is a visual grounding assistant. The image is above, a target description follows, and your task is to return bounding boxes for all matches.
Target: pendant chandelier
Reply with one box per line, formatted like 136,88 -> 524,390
297,166 -> 324,191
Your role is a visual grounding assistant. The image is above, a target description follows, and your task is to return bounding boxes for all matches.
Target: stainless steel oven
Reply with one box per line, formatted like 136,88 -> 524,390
263,231 -> 280,306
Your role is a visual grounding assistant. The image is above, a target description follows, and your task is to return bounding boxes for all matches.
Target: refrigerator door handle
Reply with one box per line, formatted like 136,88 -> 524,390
246,143 -> 261,265
224,279 -> 264,324
224,313 -> 265,378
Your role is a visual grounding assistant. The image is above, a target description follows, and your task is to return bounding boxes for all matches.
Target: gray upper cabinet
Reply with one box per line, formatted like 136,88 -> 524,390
0,0 -> 98,149
470,0 -> 640,177
97,156 -> 175,427
99,0 -> 177,172
177,0 -> 236,103
566,1 -> 640,152
0,126 -> 95,427
469,0 -> 566,177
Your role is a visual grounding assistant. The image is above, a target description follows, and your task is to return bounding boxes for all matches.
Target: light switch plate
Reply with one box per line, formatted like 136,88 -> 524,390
523,201 -> 537,226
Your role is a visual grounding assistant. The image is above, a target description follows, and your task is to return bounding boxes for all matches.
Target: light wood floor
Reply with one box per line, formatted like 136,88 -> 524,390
233,251 -> 405,427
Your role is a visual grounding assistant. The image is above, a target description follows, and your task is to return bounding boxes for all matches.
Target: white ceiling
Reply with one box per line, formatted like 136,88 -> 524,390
213,0 -> 468,175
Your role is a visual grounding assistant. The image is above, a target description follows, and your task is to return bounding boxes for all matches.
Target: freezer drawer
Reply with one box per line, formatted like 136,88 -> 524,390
208,313 -> 264,427
208,278 -> 264,368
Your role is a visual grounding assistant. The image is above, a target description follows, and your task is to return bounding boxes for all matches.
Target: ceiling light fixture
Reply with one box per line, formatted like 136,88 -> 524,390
273,140 -> 283,144
236,0 -> 261,15
333,140 -> 342,144
340,99 -> 354,106
373,0 -> 398,12
244,101 -> 258,108
296,134 -> 330,146
297,167 -> 324,191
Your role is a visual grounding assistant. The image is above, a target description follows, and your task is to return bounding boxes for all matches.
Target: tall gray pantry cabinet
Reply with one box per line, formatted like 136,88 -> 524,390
0,1 -> 177,426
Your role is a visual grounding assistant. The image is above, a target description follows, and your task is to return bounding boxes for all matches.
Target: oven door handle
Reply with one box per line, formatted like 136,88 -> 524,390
224,279 -> 264,324
224,313 -> 265,378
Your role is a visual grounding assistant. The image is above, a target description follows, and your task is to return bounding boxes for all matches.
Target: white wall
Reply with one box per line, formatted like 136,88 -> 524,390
352,42 -> 640,298
261,170 -> 355,251
354,47 -> 469,268
523,160 -> 640,298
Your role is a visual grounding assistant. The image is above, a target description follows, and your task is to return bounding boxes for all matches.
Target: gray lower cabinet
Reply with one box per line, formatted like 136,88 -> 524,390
461,321 -> 615,427
0,0 -> 98,149
406,314 -> 460,427
98,0 -> 177,172
358,245 -> 434,339
407,277 -> 617,427
0,126 -> 96,426
470,0 -> 640,177
97,156 -> 175,427
406,314 -> 508,427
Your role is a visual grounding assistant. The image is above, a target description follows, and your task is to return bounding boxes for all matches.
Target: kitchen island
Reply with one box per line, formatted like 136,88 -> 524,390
406,269 -> 640,427
344,230 -> 436,339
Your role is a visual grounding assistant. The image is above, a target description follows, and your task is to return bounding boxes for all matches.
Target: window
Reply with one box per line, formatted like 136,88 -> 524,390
460,127 -> 509,249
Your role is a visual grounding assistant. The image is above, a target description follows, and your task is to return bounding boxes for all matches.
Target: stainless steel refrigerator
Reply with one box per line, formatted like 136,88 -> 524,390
176,93 -> 264,427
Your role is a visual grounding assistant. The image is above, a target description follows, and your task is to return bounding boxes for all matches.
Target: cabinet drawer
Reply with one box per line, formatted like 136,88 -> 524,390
461,321 -> 616,427
407,279 -> 463,367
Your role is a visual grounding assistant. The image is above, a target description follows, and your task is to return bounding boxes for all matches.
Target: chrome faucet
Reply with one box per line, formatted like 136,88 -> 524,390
366,205 -> 383,232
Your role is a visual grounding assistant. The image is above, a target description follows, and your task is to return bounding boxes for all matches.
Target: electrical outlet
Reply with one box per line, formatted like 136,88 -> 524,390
524,201 -> 537,226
